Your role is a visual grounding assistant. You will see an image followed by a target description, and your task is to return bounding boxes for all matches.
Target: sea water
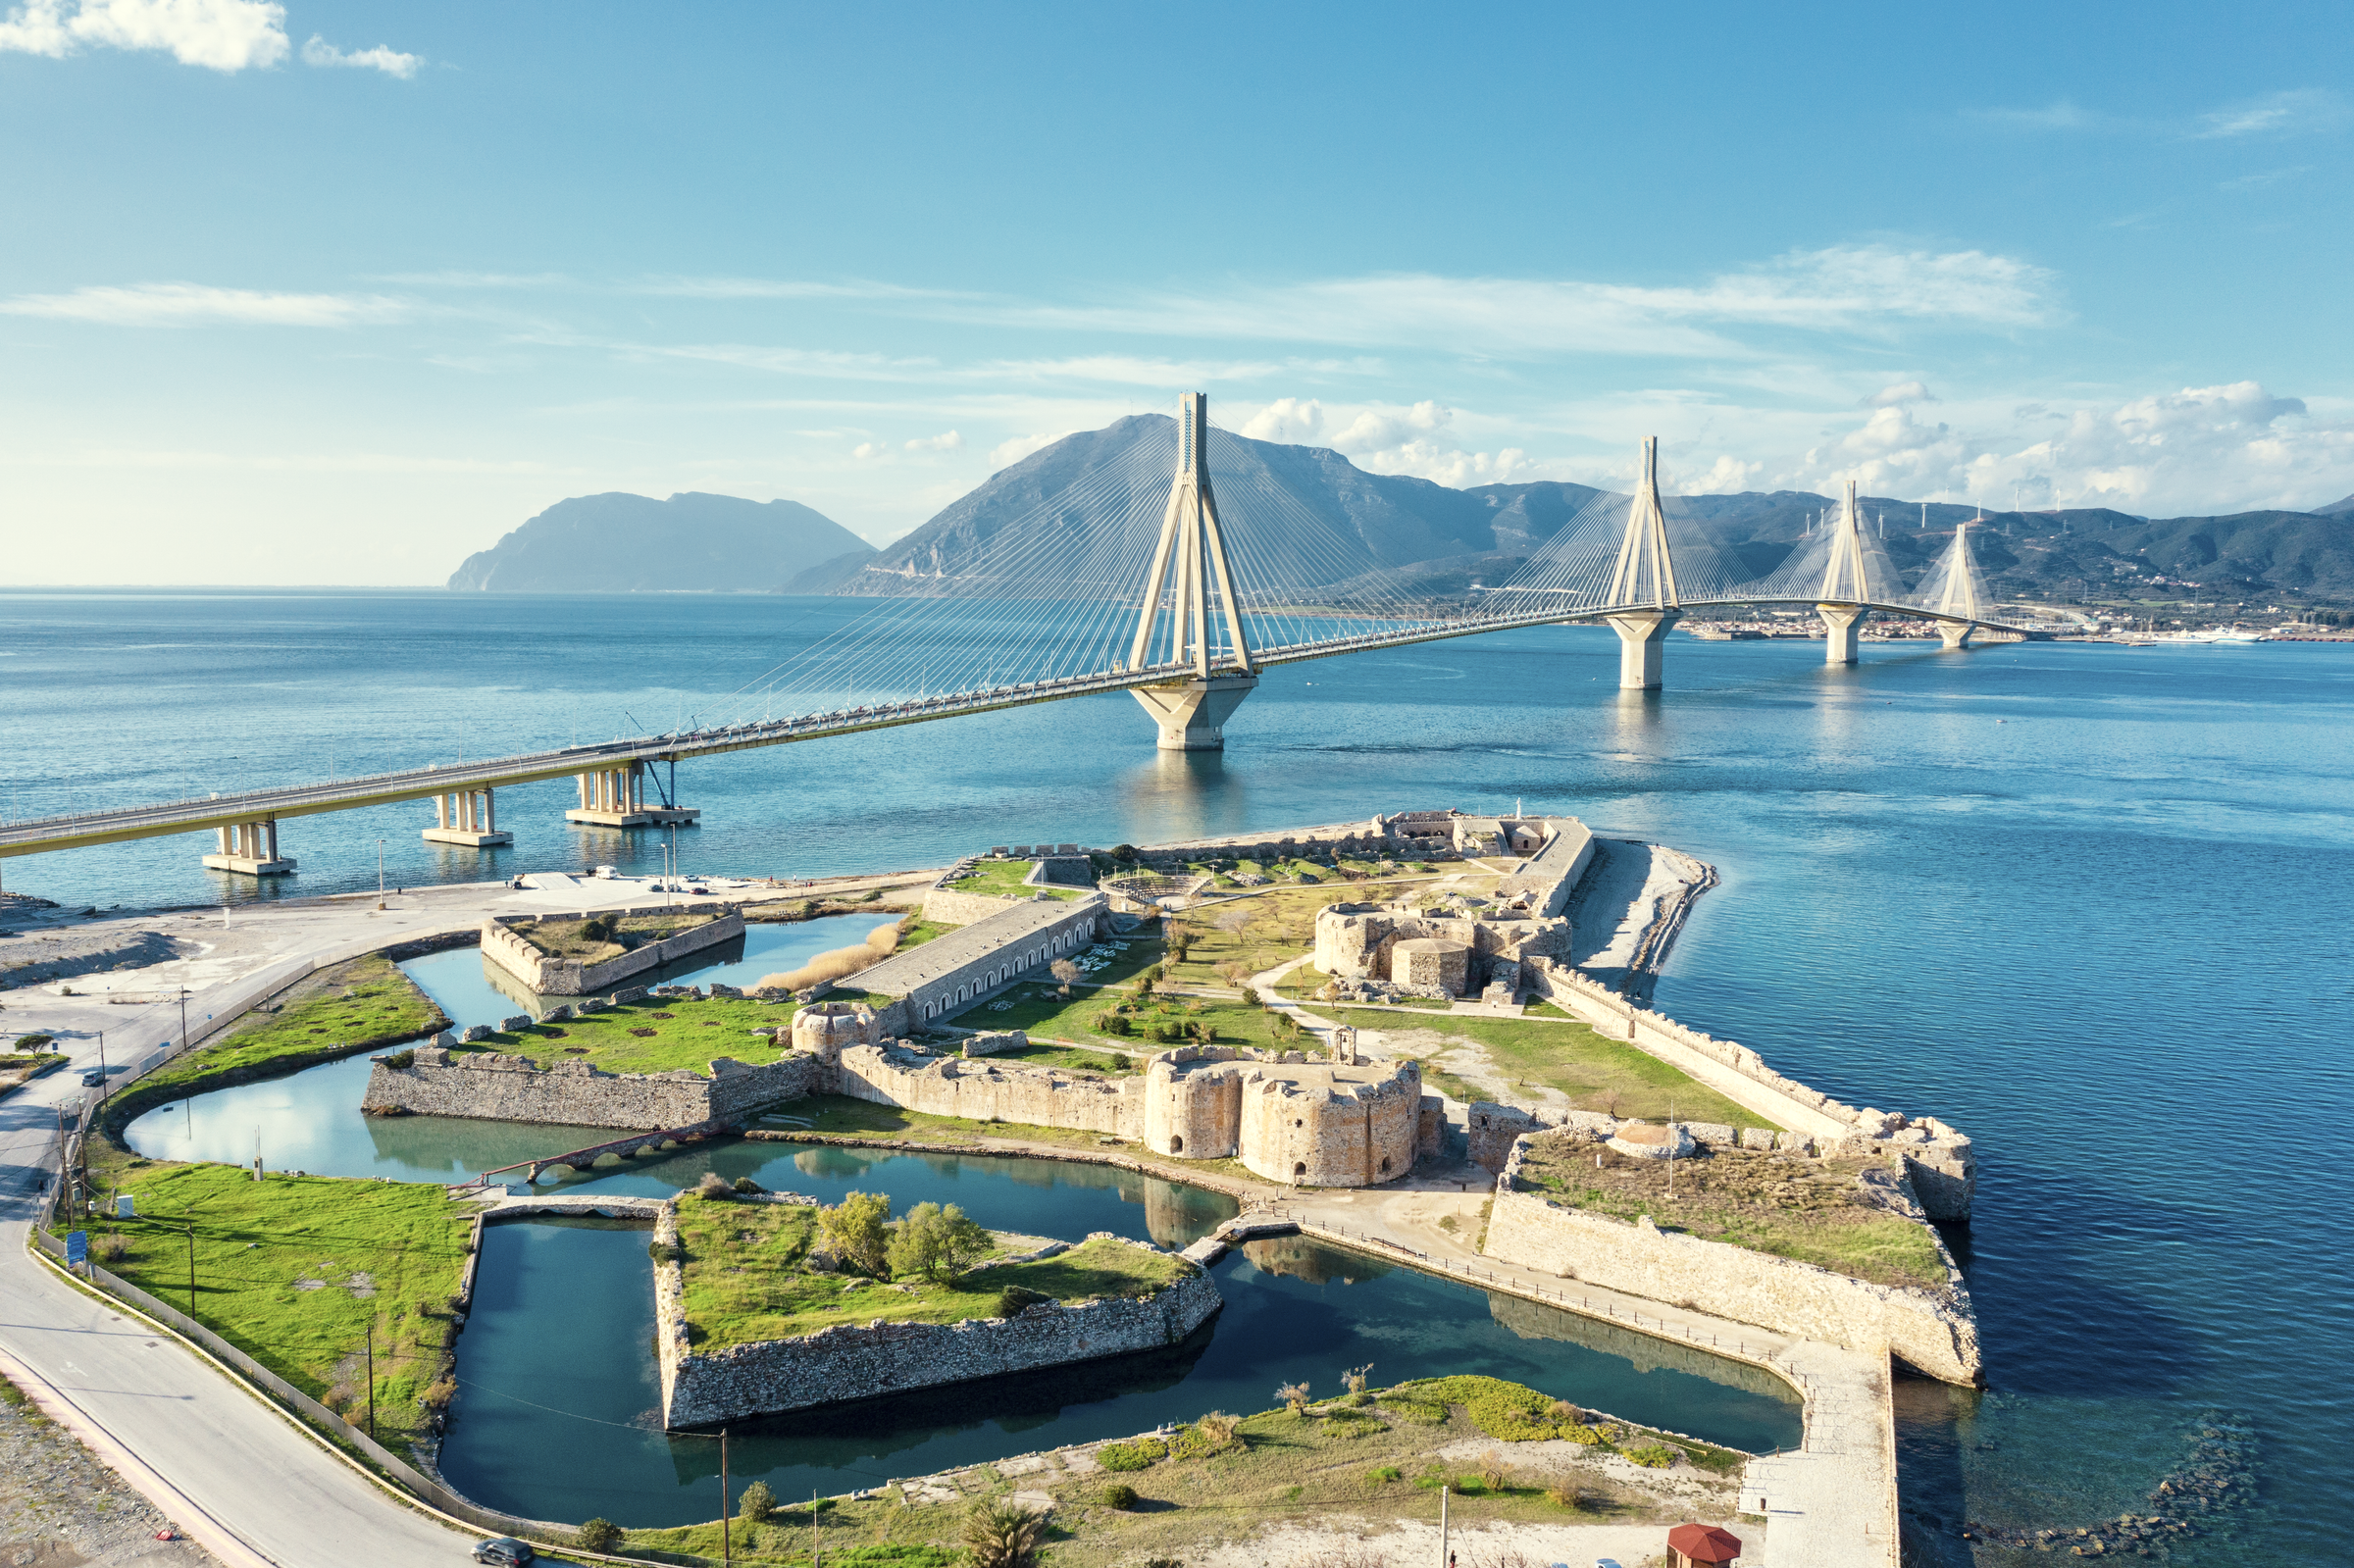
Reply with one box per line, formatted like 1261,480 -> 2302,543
24,587 -> 2354,1560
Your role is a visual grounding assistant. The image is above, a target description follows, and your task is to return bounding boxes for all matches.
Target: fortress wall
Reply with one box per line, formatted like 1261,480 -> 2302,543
479,905 -> 744,998
917,887 -> 1032,926
661,1254 -> 1224,1427
1483,1183 -> 1981,1386
361,1047 -> 820,1130
1521,957 -> 1974,1220
1143,1061 -> 1242,1158
835,1043 -> 1141,1137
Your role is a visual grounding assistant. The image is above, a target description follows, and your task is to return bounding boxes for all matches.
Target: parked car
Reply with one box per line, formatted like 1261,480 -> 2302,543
79,1070 -> 105,1087
471,1540 -> 535,1566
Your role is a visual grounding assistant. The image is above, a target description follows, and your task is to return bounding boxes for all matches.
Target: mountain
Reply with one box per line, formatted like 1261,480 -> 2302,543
446,491 -> 872,591
838,416 -> 2354,606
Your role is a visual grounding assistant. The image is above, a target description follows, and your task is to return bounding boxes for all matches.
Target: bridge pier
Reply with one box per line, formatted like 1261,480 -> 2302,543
1817,602 -> 1866,665
203,819 -> 295,877
1133,674 -> 1257,750
1604,610 -> 1679,689
567,760 -> 698,829
1938,620 -> 1977,651
425,786 -> 512,847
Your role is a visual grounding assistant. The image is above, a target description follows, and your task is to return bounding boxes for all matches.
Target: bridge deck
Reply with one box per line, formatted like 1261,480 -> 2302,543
0,596 -> 2024,860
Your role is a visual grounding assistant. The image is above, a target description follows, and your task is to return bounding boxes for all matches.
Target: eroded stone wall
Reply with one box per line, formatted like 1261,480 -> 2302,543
361,1046 -> 820,1130
835,1042 -> 1142,1135
1482,1143 -> 1981,1386
480,904 -> 744,997
659,1248 -> 1224,1427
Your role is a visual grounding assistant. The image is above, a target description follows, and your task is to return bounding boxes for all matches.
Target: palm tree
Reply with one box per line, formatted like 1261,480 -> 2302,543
963,1500 -> 1048,1568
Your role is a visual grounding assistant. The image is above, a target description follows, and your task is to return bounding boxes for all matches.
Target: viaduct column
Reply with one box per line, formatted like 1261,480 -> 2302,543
566,758 -> 699,829
424,784 -> 512,848
202,818 -> 295,877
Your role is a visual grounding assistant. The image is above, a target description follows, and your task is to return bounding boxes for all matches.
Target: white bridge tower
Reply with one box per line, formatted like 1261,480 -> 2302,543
1816,479 -> 1874,664
1926,517 -> 1986,649
1128,392 -> 1258,749
1602,437 -> 1681,688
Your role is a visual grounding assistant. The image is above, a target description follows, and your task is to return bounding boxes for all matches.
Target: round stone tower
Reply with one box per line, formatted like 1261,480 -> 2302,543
791,1000 -> 876,1061
1143,1050 -> 1242,1159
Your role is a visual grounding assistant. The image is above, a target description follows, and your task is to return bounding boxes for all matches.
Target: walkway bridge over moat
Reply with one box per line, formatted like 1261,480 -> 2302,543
1,393 -> 2027,875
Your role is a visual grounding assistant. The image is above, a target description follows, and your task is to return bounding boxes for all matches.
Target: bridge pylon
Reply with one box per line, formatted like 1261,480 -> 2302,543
1816,479 -> 1873,665
1926,516 -> 1987,650
1129,392 -> 1258,749
1602,437 -> 1681,689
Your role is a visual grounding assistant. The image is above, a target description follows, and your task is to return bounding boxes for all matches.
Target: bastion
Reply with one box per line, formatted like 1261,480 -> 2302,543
1143,1046 -> 1440,1187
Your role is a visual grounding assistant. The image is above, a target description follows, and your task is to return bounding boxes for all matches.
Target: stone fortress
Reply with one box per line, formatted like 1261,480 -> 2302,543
1312,815 -> 1594,1001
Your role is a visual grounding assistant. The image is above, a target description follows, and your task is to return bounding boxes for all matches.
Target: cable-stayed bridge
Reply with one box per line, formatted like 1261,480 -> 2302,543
1,393 -> 2021,873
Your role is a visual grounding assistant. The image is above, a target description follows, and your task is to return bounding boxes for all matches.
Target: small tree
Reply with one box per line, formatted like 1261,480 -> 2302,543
888,1200 -> 992,1284
818,1190 -> 893,1277
1098,1011 -> 1132,1037
578,1518 -> 622,1552
738,1480 -> 776,1524
1342,1363 -> 1373,1396
1276,1381 -> 1311,1416
963,1499 -> 1048,1568
1050,958 -> 1083,996
1166,927 -> 1193,962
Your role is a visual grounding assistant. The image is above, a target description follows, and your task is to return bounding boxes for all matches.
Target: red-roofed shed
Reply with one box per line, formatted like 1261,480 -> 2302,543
1666,1522 -> 1745,1566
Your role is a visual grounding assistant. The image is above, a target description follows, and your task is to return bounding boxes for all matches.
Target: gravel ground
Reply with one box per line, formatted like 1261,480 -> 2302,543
0,1379 -> 220,1567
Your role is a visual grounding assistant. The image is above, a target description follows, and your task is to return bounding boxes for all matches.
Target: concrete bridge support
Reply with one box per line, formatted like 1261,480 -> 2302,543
566,760 -> 698,829
1604,610 -> 1679,689
1133,674 -> 1257,750
425,786 -> 512,847
203,819 -> 294,876
1939,620 -> 1977,651
1817,602 -> 1866,665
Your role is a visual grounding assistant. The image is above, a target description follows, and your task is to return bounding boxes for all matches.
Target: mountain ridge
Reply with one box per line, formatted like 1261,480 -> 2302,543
446,491 -> 871,592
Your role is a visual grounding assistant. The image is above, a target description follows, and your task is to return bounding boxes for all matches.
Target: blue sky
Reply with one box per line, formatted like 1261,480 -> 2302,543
3,0 -> 2349,583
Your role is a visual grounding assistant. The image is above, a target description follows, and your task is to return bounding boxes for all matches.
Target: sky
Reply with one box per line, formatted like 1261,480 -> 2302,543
3,0 -> 2350,584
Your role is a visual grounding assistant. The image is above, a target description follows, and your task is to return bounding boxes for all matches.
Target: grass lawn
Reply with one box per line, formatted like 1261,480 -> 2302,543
1325,1006 -> 1773,1130
672,1196 -> 1191,1350
607,1377 -> 1740,1565
466,994 -> 800,1077
891,917 -> 956,951
968,1039 -> 1141,1076
957,983 -> 1314,1056
1514,1137 -> 1946,1290
945,860 -> 1083,902
77,1162 -> 473,1449
513,909 -> 720,963
134,953 -> 444,1097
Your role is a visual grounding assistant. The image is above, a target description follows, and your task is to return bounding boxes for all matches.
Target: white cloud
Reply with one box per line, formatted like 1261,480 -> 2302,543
1970,99 -> 2098,130
2194,88 -> 2347,139
0,0 -> 287,70
1791,379 -> 2353,516
1868,379 -> 1933,407
1238,397 -> 1532,485
0,281 -> 405,327
1684,454 -> 1765,493
850,441 -> 888,460
971,245 -> 2057,358
988,431 -> 1066,470
300,33 -> 418,78
1240,397 -> 1324,442
903,430 -> 962,453
2218,166 -> 2307,191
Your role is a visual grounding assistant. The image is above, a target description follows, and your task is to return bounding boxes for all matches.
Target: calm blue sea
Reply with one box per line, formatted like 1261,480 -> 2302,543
9,588 -> 2350,1562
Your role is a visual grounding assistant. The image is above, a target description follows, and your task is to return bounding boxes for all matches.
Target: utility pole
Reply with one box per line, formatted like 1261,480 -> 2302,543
719,1427 -> 732,1567
1438,1483 -> 1449,1567
176,987 -> 190,1056
377,839 -> 386,909
366,1327 -> 376,1439
185,1220 -> 195,1314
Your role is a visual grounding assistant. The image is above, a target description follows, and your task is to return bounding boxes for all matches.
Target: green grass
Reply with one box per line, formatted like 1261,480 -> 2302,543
1326,1007 -> 1773,1130
1514,1138 -> 1946,1290
945,860 -> 1084,901
0,1052 -> 66,1097
965,1040 -> 1139,1076
514,909 -> 720,962
892,917 -> 956,951
83,1163 -> 472,1449
134,953 -> 444,1097
1158,874 -> 1494,989
469,994 -> 799,1076
961,984 -> 1314,1055
672,1197 -> 1190,1350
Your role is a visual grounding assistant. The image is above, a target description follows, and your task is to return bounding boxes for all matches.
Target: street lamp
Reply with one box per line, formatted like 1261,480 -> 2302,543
377,838 -> 386,909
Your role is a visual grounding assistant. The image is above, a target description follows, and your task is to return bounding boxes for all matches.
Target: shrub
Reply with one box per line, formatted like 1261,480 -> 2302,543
1276,1381 -> 1312,1416
578,1518 -> 622,1552
1099,1012 -> 1133,1037
996,1284 -> 1049,1319
647,1238 -> 682,1263
1099,1482 -> 1138,1510
580,917 -> 612,943
1549,1398 -> 1583,1423
1395,1376 -> 1560,1441
1151,1023 -> 1183,1043
92,1234 -> 129,1262
1622,1442 -> 1678,1469
1341,1363 -> 1373,1396
422,1377 -> 457,1410
888,1201 -> 992,1284
1097,1437 -> 1167,1472
963,1499 -> 1048,1568
384,1048 -> 415,1069
818,1190 -> 893,1276
694,1171 -> 736,1200
733,1176 -> 765,1194
1172,1411 -> 1240,1458
1364,1466 -> 1401,1488
739,1479 -> 777,1522
1478,1450 -> 1508,1490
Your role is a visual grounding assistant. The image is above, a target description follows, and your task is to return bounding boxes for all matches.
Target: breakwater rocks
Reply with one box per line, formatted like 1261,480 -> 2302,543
655,1232 -> 1223,1428
1960,1412 -> 2254,1554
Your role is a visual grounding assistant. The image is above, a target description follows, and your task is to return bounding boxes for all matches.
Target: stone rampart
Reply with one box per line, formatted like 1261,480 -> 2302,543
658,1240 -> 1223,1427
480,904 -> 743,998
361,1046 -> 821,1130
917,886 -> 1034,926
1520,958 -> 1974,1220
836,1042 -> 1142,1136
1483,1139 -> 1981,1386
